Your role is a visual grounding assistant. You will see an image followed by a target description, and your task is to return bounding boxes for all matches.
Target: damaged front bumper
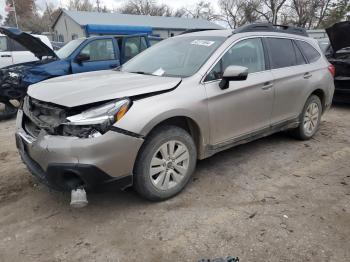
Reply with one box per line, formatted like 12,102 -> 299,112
15,109 -> 144,191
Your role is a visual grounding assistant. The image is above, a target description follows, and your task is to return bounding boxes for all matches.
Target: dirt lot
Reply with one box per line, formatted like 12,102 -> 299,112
0,105 -> 349,262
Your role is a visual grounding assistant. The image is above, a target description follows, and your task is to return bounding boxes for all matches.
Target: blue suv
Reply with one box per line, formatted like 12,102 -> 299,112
0,27 -> 156,119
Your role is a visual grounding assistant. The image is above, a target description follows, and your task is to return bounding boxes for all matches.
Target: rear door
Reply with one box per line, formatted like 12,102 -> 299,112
204,37 -> 274,145
0,36 -> 13,68
120,35 -> 148,64
265,37 -> 309,124
71,38 -> 120,73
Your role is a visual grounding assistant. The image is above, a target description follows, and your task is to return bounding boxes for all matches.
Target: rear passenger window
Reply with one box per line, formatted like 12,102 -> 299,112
266,38 -> 296,69
124,37 -> 146,61
296,40 -> 321,63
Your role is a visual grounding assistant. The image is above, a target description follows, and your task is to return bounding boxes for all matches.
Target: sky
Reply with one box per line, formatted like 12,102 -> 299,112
0,0 -> 220,22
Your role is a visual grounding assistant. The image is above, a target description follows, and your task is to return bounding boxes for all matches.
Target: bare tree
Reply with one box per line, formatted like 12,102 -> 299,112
118,0 -> 173,16
219,0 -> 261,28
315,0 -> 333,28
68,0 -> 94,12
254,0 -> 288,24
183,1 -> 219,21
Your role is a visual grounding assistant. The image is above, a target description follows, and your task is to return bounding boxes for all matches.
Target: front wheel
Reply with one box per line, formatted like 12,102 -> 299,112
291,95 -> 322,140
134,125 -> 197,201
0,102 -> 18,121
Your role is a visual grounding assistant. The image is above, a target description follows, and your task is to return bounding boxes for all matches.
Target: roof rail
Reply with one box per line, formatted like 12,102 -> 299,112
233,23 -> 309,37
180,28 -> 220,35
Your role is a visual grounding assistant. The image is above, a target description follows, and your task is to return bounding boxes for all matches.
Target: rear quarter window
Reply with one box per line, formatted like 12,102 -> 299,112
296,40 -> 321,63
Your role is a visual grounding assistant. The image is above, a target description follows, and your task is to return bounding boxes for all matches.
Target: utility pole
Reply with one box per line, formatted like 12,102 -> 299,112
12,0 -> 19,28
96,0 -> 101,12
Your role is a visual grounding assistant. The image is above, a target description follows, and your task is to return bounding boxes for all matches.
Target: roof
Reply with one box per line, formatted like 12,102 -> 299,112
53,10 -> 223,31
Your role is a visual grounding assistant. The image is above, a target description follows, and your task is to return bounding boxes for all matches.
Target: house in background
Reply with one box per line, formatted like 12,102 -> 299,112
52,10 -> 223,43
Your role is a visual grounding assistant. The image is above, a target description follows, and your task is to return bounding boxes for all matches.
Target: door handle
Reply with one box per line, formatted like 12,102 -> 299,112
262,82 -> 273,90
109,64 -> 119,68
1,55 -> 11,58
304,72 -> 312,79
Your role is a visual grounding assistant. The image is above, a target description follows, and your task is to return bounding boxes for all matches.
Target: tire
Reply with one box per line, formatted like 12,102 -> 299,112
290,95 -> 322,140
133,125 -> 197,201
0,102 -> 18,121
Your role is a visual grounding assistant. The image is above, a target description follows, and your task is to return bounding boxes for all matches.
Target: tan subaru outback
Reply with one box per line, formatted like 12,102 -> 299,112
16,24 -> 335,202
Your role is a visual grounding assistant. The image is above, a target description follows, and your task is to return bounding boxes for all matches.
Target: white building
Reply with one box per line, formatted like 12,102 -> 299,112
52,10 -> 223,43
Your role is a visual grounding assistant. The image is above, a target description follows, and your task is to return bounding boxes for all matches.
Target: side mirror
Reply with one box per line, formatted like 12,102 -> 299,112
219,65 -> 249,90
75,53 -> 90,64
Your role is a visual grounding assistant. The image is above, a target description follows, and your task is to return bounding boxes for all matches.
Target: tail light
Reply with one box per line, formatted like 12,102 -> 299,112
328,64 -> 335,78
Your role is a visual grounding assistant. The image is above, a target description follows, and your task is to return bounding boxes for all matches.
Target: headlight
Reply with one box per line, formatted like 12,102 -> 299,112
62,99 -> 131,138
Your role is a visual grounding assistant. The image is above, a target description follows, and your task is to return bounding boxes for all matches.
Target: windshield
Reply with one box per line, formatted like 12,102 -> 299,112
56,38 -> 85,59
121,36 -> 225,77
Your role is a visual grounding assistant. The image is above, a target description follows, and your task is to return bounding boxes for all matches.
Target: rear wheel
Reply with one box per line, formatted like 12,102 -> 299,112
291,95 -> 322,140
134,125 -> 197,201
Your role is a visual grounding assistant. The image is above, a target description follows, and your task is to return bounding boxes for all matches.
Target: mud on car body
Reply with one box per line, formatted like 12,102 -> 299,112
16,23 -> 334,201
0,26 -> 153,120
326,21 -> 350,103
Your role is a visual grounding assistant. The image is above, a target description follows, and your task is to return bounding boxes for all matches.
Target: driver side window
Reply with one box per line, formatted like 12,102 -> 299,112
80,39 -> 115,61
205,38 -> 266,82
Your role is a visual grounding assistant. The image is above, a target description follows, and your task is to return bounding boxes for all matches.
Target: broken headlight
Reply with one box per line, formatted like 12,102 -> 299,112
62,99 -> 131,138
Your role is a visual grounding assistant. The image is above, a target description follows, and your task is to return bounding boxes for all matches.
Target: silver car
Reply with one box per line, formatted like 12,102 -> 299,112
16,24 -> 335,201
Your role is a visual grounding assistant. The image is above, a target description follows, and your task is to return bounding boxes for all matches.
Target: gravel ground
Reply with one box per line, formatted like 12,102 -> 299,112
0,105 -> 349,262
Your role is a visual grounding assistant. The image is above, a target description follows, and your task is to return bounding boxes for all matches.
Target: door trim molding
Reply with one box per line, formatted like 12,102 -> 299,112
204,117 -> 299,158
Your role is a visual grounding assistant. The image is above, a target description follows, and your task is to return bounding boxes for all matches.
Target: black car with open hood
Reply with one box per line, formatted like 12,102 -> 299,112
326,21 -> 350,103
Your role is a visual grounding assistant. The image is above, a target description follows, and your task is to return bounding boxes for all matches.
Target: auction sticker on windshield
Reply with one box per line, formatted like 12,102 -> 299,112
152,68 -> 165,76
191,40 -> 215,47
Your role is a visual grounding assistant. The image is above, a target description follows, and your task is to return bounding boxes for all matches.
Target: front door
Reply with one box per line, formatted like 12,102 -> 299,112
204,37 -> 274,145
71,38 -> 120,74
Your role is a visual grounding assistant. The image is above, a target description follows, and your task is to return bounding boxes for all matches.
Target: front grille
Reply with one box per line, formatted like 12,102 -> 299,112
23,115 -> 41,138
22,96 -> 68,135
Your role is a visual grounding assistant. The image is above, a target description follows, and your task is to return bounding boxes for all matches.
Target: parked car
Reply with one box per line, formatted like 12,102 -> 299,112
0,32 -> 52,68
50,41 -> 65,51
16,23 -> 334,201
0,26 -> 153,120
325,21 -> 350,103
317,37 -> 330,53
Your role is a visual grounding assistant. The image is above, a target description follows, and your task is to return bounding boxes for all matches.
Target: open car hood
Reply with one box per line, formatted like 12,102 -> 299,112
326,21 -> 350,53
28,70 -> 181,107
0,27 -> 57,59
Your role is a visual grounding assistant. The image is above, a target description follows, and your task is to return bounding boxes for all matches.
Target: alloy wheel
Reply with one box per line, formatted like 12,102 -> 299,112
149,140 -> 190,191
303,102 -> 320,135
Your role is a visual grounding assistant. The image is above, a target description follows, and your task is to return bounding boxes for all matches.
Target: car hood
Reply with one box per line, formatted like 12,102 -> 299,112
0,27 -> 57,59
326,21 -> 350,53
28,70 -> 181,107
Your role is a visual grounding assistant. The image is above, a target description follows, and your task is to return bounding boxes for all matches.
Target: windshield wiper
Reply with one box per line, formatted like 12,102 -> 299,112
131,71 -> 152,75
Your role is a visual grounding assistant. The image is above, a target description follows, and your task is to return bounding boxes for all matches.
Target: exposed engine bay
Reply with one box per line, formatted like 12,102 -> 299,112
22,96 -> 121,139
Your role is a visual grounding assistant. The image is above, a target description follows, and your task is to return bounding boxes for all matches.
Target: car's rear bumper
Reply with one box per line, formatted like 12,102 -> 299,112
16,110 -> 144,191
334,80 -> 350,103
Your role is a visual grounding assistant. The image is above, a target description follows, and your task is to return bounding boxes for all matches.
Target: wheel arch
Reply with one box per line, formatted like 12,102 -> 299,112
141,113 -> 207,159
310,89 -> 326,112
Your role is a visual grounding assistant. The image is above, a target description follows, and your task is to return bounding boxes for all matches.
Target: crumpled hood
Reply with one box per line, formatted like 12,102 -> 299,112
28,70 -> 181,107
326,21 -> 350,53
0,26 -> 57,59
